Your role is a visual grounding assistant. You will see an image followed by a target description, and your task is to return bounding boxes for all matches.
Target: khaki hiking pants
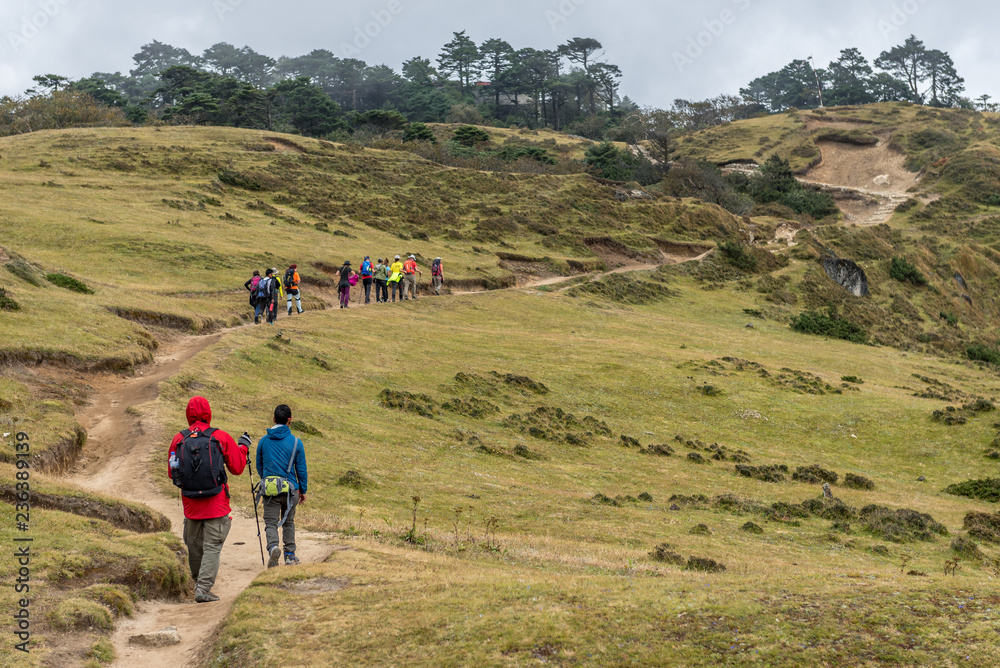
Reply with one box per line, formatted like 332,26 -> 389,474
263,490 -> 299,555
183,515 -> 232,594
404,274 -> 418,299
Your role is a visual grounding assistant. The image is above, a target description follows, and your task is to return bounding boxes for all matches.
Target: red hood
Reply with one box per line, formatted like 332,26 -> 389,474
186,396 -> 212,426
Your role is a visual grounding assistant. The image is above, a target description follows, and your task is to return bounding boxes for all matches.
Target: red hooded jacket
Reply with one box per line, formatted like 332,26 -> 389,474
167,397 -> 248,521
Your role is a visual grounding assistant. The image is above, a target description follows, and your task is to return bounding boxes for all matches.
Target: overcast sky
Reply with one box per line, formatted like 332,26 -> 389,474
2,0 -> 997,105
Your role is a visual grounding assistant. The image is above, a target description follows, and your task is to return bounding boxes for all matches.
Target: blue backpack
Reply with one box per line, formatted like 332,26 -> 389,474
361,260 -> 373,277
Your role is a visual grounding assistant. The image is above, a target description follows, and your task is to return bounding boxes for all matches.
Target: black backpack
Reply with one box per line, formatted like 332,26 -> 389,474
172,428 -> 228,498
283,268 -> 296,290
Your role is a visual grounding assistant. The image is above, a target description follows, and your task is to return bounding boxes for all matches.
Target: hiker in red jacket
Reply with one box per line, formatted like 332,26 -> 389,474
167,396 -> 250,603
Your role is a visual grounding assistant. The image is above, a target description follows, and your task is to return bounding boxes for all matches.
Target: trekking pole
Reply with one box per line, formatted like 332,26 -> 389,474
241,433 -> 266,567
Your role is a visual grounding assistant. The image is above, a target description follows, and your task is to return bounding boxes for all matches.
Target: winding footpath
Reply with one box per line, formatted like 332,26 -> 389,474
66,329 -> 334,668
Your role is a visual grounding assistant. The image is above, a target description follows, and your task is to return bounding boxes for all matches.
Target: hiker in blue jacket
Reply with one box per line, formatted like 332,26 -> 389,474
255,404 -> 308,567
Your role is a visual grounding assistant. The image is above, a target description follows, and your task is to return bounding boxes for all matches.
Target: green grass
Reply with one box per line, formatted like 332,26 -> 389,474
0,465 -> 187,664
131,280 -> 999,666
7,118 -> 1000,665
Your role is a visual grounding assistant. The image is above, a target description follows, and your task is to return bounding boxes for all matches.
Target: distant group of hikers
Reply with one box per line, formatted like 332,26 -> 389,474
169,397 -> 309,602
245,255 -> 444,321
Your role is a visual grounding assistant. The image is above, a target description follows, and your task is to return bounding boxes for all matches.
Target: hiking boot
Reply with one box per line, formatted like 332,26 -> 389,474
267,545 -> 281,569
284,552 -> 300,566
195,589 -> 219,603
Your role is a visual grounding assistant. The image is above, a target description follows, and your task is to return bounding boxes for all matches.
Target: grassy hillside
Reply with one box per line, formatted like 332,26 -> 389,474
3,119 -> 1000,666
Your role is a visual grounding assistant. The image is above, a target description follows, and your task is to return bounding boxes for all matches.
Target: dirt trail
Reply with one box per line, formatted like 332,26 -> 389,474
799,125 -> 919,226
67,329 -> 334,668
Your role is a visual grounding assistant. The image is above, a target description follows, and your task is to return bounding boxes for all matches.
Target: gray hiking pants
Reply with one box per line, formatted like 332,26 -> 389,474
183,515 -> 232,594
286,289 -> 303,314
263,490 -> 299,555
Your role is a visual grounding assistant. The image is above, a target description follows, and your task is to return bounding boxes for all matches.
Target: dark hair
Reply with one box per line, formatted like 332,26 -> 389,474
274,404 -> 292,425
265,268 -> 274,276
253,270 -> 260,277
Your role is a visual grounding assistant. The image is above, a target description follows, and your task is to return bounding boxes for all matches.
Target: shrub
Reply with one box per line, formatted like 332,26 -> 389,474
968,344 -> 1000,365
0,288 -> 19,311
4,259 -> 42,286
943,478 -> 1000,502
951,536 -> 984,560
747,154 -> 837,218
814,129 -> 879,145
685,557 -> 726,573
843,473 -> 875,490
584,141 -> 645,182
218,168 -> 264,191
790,311 -> 868,344
889,257 -> 927,286
649,544 -> 686,565
793,465 -> 838,485
45,273 -> 94,294
336,470 -> 376,489
717,240 -> 757,271
402,122 -> 436,143
841,376 -> 864,384
964,512 -> 1000,543
453,125 -> 491,147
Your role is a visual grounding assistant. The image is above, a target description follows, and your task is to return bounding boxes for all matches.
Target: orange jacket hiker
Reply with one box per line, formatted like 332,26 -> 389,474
403,258 -> 418,274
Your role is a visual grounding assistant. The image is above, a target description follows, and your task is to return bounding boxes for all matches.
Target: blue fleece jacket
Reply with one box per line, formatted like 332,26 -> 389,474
256,425 -> 308,492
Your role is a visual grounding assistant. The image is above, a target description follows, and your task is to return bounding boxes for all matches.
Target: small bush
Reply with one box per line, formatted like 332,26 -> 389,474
793,465 -> 839,485
968,344 -> 1000,365
0,287 -> 19,311
336,470 -> 375,490
45,272 -> 94,293
717,240 -> 757,272
638,492 -> 654,502
5,259 -> 43,286
741,521 -> 764,534
218,168 -> 264,191
843,473 -> 875,490
591,493 -> 619,506
735,464 -> 788,483
649,543 -> 686,565
453,125 -> 491,147
951,536 -> 984,560
685,557 -> 726,573
689,524 -> 712,535
944,478 -> 1000,502
378,389 -> 436,418
403,122 -> 436,143
963,512 -> 1000,544
889,257 -> 927,286
290,420 -> 323,437
791,311 -> 867,344
841,376 -> 864,384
